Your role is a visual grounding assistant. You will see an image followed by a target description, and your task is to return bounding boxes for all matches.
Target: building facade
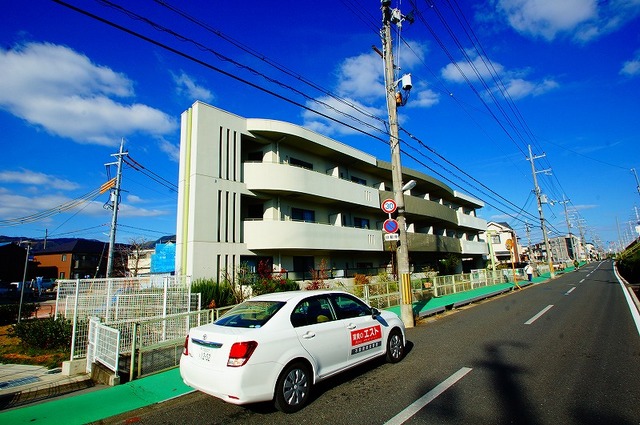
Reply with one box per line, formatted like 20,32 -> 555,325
176,103 -> 487,281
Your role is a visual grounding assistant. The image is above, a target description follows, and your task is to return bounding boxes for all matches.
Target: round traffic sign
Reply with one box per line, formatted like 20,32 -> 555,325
383,218 -> 399,233
381,199 -> 397,214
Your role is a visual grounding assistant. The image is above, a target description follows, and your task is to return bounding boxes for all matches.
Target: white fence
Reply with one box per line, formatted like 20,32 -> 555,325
55,276 -> 196,360
87,317 -> 120,375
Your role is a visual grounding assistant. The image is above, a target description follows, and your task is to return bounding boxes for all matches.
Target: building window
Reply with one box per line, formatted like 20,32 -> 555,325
350,175 -> 367,185
354,217 -> 370,229
291,208 -> 315,223
61,254 -> 67,262
290,157 -> 313,170
247,151 -> 263,161
247,203 -> 264,219
491,235 -> 500,244
59,272 -> 65,279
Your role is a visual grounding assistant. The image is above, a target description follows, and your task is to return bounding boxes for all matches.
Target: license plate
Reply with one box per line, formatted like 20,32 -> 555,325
199,348 -> 211,362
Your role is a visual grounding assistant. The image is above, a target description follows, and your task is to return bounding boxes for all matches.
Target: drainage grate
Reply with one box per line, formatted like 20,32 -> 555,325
0,375 -> 41,389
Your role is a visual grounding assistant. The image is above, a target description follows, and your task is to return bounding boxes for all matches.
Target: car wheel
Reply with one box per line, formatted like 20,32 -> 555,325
274,361 -> 311,413
385,328 -> 405,363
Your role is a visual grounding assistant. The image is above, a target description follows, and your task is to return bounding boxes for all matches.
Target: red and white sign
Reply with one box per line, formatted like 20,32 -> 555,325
381,199 -> 397,214
350,325 -> 382,346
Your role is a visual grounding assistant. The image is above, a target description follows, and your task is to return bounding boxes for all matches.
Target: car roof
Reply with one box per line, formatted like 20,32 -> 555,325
247,290 -> 350,303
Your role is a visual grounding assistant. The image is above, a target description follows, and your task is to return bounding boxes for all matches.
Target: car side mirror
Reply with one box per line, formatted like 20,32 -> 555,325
371,307 -> 381,318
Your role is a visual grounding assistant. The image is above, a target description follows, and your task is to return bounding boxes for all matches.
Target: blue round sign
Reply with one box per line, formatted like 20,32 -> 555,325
383,218 -> 399,233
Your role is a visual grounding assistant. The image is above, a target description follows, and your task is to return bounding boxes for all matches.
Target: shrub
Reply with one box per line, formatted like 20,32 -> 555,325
0,303 -> 39,325
306,258 -> 330,290
618,251 -> 640,283
251,261 -> 299,295
10,317 -> 72,350
191,279 -> 236,309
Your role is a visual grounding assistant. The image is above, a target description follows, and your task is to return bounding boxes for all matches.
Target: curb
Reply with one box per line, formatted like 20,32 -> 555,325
0,373 -> 94,411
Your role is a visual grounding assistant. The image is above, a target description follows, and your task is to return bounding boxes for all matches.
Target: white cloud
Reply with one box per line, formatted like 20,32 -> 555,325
495,0 -> 640,42
302,42 -> 434,134
441,56 -> 505,83
620,51 -> 640,77
173,71 -> 214,102
0,41 -> 177,146
0,169 -> 80,190
441,55 -> 558,100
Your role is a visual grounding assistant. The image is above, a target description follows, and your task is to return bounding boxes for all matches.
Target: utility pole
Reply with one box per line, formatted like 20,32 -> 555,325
381,0 -> 413,328
558,195 -> 576,261
525,222 -> 533,261
632,168 -> 640,196
527,145 -> 555,278
105,139 -> 127,278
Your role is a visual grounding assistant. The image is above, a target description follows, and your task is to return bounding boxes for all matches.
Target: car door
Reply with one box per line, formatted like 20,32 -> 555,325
292,295 -> 350,377
330,293 -> 386,365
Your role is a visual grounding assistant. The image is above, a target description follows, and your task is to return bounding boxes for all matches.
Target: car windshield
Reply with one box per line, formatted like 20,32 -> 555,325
215,301 -> 285,328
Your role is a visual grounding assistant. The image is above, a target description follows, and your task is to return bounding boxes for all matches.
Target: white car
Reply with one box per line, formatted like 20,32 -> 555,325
180,290 -> 406,413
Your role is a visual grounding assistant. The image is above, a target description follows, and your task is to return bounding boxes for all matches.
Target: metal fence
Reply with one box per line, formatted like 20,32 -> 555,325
431,269 -> 521,297
54,276 -> 195,360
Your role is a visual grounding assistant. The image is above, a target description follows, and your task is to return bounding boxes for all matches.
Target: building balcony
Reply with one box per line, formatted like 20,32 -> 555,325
460,239 -> 488,255
244,219 -> 382,251
456,211 -> 486,231
379,190 -> 458,226
244,162 -> 379,208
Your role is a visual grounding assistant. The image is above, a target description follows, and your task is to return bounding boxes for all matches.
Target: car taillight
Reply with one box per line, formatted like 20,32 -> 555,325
183,335 -> 189,356
227,341 -> 258,367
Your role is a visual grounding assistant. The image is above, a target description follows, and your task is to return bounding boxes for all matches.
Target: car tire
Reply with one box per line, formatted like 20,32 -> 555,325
274,361 -> 311,413
385,328 -> 405,363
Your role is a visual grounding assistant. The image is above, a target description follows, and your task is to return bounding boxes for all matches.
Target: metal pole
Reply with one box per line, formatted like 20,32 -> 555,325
106,139 -> 127,278
17,242 -> 31,323
382,2 -> 413,328
527,145 -> 555,278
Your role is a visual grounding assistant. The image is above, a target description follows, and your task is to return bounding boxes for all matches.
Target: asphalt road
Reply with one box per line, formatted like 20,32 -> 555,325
97,260 -> 640,425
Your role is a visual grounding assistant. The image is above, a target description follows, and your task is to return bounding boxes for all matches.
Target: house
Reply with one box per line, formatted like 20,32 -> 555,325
32,239 -> 127,279
0,242 -> 31,285
175,102 -> 487,281
483,221 -> 521,267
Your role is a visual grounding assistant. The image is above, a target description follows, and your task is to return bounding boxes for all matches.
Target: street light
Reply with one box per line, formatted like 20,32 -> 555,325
17,241 -> 32,323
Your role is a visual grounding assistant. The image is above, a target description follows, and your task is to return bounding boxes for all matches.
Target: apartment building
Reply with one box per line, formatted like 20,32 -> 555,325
176,102 -> 487,281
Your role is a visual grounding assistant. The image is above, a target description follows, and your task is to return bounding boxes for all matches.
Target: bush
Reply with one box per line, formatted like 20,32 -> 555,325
10,317 -> 72,350
251,261 -> 299,295
191,279 -> 236,309
0,303 -> 39,325
618,251 -> 640,283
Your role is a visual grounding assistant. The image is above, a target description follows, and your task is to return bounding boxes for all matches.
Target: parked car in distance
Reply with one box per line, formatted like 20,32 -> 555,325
180,290 -> 406,413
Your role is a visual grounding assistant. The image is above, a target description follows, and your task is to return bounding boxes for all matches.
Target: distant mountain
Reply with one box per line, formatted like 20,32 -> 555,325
0,235 -> 176,251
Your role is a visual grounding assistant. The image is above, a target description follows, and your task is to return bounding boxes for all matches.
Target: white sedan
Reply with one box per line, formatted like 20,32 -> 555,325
180,290 -> 406,413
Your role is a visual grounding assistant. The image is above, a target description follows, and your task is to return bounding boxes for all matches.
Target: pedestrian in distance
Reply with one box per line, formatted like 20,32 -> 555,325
525,263 -> 534,282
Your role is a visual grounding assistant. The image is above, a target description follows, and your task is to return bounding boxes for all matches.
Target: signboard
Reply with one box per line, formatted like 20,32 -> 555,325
505,238 -> 513,250
384,233 -> 400,241
381,199 -> 397,214
383,218 -> 399,234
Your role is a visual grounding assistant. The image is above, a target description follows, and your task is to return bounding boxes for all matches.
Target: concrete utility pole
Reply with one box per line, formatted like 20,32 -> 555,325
527,145 -> 555,278
381,0 -> 413,328
559,195 -> 576,261
105,139 -> 127,278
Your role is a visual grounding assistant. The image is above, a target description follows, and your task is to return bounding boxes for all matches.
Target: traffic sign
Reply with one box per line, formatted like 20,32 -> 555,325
383,218 -> 399,233
384,233 -> 400,241
505,239 -> 513,250
381,199 -> 397,214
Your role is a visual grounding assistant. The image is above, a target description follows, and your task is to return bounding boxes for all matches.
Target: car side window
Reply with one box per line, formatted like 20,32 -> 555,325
291,296 -> 335,327
330,294 -> 371,319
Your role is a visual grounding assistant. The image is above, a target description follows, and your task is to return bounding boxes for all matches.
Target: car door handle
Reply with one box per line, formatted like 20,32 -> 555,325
302,331 -> 316,339
347,323 -> 356,330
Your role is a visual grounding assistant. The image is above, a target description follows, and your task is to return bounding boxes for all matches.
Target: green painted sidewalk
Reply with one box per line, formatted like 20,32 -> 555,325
388,271 -> 554,319
0,368 -> 193,425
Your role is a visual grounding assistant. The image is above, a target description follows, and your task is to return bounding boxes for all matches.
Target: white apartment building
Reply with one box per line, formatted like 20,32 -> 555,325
176,102 -> 487,281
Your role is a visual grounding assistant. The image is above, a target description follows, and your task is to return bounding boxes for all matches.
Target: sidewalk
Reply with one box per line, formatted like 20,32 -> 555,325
0,271 -> 559,424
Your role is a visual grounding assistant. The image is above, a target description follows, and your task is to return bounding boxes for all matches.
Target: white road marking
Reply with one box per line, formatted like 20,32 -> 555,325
384,367 -> 473,425
565,287 -> 576,296
579,279 -> 585,283
525,305 -> 554,325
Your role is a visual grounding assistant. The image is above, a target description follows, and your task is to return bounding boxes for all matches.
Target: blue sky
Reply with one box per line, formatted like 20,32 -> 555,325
1,0 -> 639,251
